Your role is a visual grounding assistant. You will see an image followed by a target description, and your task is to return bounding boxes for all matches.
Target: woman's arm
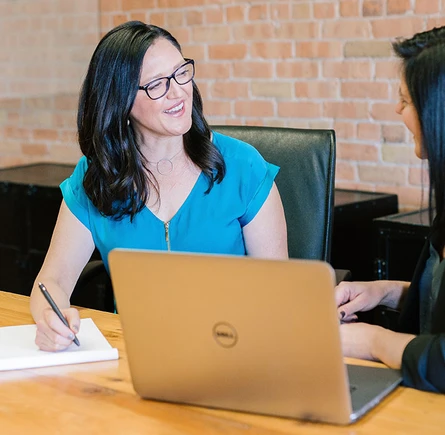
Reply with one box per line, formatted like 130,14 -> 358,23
242,182 -> 288,260
30,200 -> 95,350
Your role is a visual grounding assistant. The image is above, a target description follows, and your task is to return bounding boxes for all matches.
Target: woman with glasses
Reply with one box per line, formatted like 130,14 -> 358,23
335,26 -> 445,393
30,21 -> 288,351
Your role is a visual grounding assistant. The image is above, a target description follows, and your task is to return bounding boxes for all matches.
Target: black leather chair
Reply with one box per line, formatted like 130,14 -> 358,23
213,125 -> 335,261
72,125 -> 340,311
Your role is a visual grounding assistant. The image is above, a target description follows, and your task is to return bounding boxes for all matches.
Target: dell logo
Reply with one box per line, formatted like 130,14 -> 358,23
213,322 -> 238,348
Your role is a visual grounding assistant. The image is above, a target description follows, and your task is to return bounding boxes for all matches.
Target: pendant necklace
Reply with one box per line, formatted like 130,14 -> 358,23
147,148 -> 183,176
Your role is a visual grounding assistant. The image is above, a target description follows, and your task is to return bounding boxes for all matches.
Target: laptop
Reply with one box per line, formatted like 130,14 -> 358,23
108,249 -> 402,425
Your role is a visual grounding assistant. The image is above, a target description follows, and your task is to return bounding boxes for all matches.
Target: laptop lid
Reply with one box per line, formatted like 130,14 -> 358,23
108,249 -> 400,425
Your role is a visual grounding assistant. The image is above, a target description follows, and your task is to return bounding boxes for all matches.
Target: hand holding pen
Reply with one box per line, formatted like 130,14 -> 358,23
38,282 -> 80,347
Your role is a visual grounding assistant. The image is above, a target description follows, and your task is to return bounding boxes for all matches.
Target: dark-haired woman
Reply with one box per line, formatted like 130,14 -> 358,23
30,21 -> 287,352
335,26 -> 445,393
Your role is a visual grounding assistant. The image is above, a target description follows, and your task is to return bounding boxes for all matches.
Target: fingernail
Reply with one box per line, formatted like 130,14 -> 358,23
340,311 -> 346,319
72,325 -> 79,333
68,333 -> 75,340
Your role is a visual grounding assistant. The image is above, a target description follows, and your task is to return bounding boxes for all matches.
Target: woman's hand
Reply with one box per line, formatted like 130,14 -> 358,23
335,280 -> 389,322
35,307 -> 80,352
340,322 -> 416,369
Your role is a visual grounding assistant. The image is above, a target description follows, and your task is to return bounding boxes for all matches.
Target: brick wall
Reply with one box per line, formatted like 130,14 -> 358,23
1,0 -> 444,210
0,0 -> 99,166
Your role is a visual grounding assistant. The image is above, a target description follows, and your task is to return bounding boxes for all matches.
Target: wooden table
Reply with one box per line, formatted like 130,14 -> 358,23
1,291 -> 444,435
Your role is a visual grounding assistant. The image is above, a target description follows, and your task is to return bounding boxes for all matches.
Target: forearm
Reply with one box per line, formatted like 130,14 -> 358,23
371,326 -> 416,369
380,280 -> 411,310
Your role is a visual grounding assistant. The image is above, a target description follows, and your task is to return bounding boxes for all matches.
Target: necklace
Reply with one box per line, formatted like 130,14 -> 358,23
147,148 -> 183,175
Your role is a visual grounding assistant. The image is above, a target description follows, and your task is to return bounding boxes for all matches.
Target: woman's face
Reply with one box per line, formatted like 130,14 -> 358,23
395,77 -> 425,159
130,38 -> 193,143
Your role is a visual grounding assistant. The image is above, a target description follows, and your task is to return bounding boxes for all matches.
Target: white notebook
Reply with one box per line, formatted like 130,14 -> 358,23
0,318 -> 119,371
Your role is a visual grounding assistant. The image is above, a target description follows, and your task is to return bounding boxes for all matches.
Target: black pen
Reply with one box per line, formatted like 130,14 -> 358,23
38,282 -> 80,346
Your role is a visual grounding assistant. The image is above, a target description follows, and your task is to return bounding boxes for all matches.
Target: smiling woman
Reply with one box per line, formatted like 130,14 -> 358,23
29,21 -> 288,353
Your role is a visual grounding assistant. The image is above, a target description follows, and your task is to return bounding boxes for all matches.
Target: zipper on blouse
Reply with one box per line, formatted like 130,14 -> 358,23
164,221 -> 171,251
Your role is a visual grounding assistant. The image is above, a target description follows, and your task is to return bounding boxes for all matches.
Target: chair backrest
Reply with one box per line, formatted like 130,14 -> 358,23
212,125 -> 336,262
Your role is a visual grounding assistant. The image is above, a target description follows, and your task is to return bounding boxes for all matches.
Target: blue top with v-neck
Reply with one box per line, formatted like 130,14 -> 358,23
60,131 -> 279,271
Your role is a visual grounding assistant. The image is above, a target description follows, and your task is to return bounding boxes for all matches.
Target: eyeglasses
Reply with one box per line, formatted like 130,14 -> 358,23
138,59 -> 195,100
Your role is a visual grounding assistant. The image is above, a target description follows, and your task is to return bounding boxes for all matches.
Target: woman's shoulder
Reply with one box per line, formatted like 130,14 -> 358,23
211,130 -> 263,163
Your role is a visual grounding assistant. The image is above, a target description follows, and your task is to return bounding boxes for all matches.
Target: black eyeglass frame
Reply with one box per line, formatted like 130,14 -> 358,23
138,59 -> 195,100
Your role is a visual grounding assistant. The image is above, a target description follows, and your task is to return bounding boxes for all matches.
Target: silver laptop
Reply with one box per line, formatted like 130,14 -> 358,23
108,249 -> 402,425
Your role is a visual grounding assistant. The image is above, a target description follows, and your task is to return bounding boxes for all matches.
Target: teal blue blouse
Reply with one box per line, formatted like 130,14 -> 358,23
60,131 -> 279,271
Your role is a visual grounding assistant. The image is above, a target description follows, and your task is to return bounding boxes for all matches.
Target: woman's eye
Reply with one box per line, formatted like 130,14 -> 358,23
148,81 -> 162,91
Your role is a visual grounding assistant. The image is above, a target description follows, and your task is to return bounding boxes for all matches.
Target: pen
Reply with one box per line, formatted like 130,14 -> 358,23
38,282 -> 80,347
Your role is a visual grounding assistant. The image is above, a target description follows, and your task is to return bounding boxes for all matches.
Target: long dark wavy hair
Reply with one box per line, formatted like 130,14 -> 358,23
393,26 -> 445,248
77,21 -> 225,220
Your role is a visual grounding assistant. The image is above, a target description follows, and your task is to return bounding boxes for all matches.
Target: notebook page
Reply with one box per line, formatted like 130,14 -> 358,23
0,318 -> 119,371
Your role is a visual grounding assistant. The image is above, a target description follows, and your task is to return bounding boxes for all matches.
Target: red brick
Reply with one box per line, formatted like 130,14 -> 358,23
276,22 -> 318,39
336,161 -> 357,181
387,0 -> 411,14
210,82 -> 249,99
248,4 -> 269,20
415,0 -> 440,13
358,164 -> 406,184
296,41 -> 343,58
233,62 -> 273,78
149,13 -> 165,27
338,142 -> 379,162
192,26 -> 230,43
277,61 -> 319,79
235,101 -> 274,117
323,60 -> 372,79
209,44 -> 247,60
382,144 -> 419,164
427,18 -> 445,28
371,17 -> 424,38
166,11 -> 184,27
363,0 -> 384,16
357,123 -> 381,141
375,61 -> 400,79
334,121 -> 357,139
371,103 -> 400,121
271,4 -> 291,20
121,0 -> 156,10
196,63 -> 231,79
291,3 -> 311,19
233,23 -> 274,40
295,81 -> 339,99
33,129 -> 59,141
186,11 -> 204,26
159,0 -> 203,6
277,102 -> 322,119
226,6 -> 245,22
252,82 -> 292,99
341,82 -> 389,99
22,143 -> 49,156
205,8 -> 224,24
251,42 -> 292,59
340,1 -> 359,16
382,124 -> 406,143
99,0 -> 121,13
182,45 -> 206,61
203,100 -> 232,117
323,21 -> 371,39
324,102 -> 369,119
314,3 -> 336,18
409,167 -> 429,186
